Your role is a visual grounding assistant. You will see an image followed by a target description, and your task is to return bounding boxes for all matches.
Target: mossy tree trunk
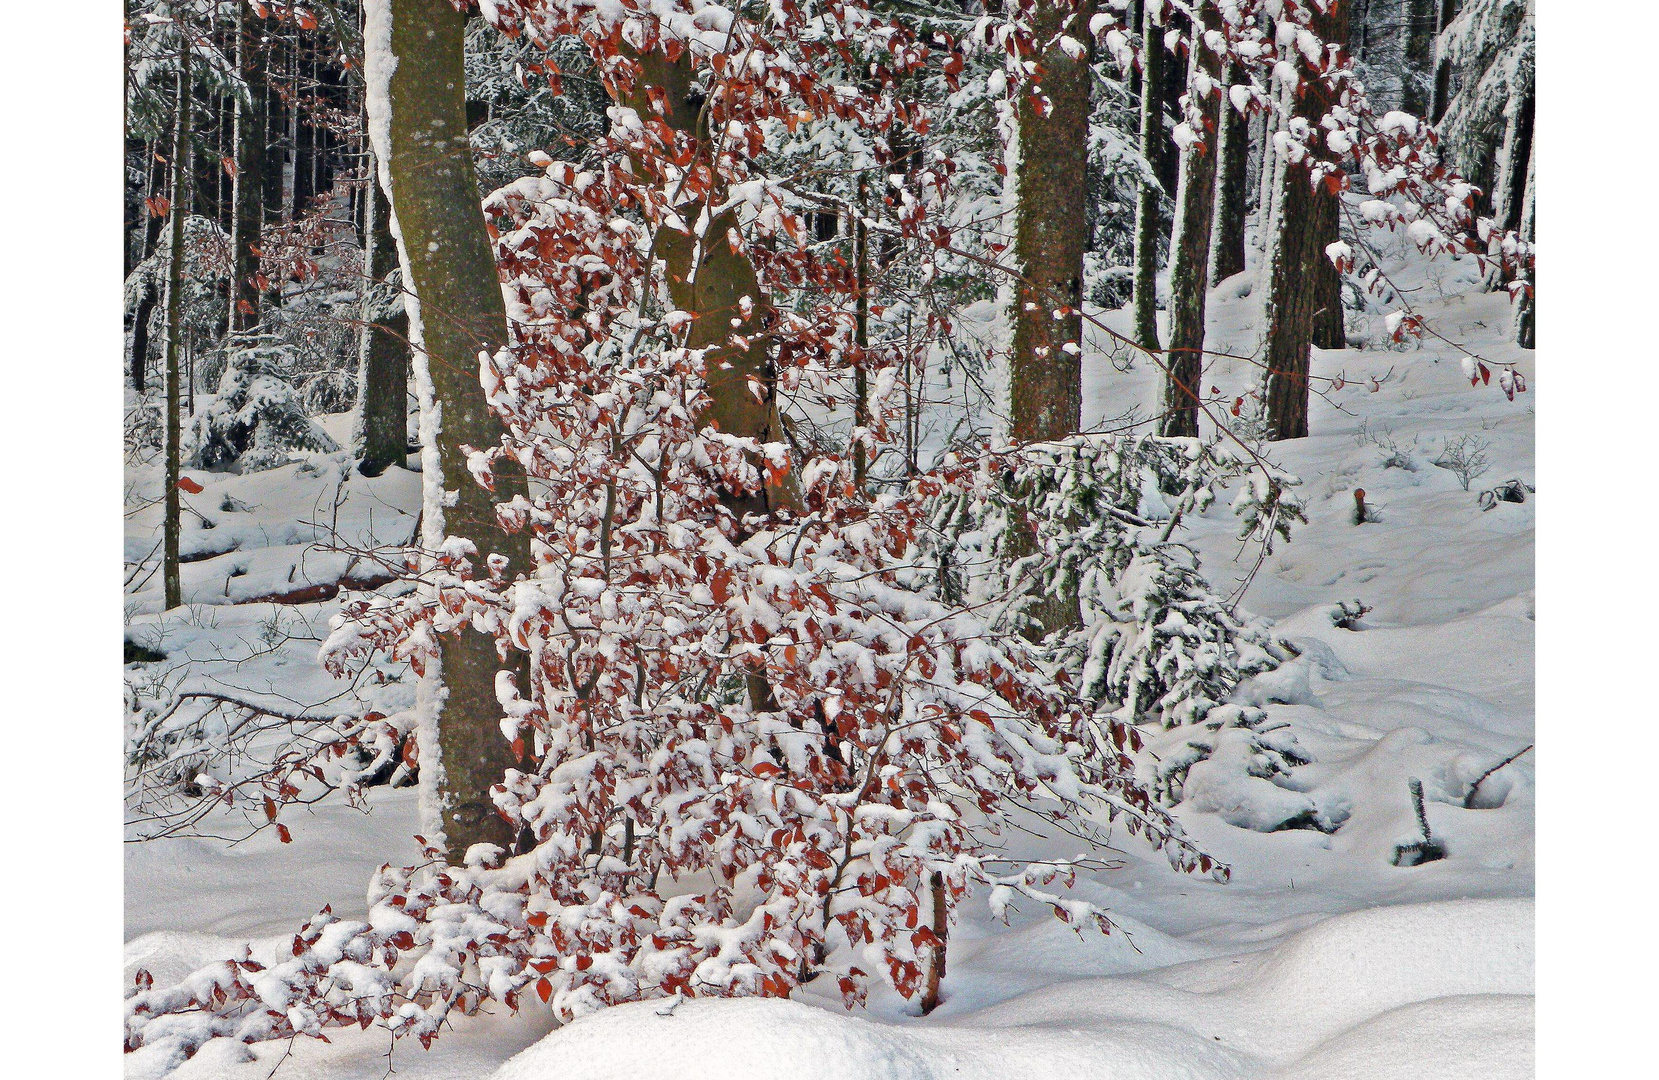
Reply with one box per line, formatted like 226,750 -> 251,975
1161,1 -> 1223,438
366,0 -> 532,860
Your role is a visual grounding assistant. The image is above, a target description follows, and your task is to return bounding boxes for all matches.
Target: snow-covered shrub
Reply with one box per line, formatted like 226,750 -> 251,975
928,433 -> 1306,808
1140,704 -> 1333,828
189,339 -> 338,471
125,3 -> 1221,1064
1080,542 -> 1282,730
1434,434 -> 1491,491
123,214 -> 233,386
301,367 -> 358,415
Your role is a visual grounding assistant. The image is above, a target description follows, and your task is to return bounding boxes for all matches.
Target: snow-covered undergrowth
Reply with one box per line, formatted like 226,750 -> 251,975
124,234 -> 1533,1078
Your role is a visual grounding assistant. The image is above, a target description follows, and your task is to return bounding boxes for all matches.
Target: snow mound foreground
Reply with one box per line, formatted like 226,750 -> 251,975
491,899 -> 1532,1080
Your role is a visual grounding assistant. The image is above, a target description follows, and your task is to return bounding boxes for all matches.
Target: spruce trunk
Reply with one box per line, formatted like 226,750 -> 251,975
162,35 -> 191,612
1161,3 -> 1222,439
1008,0 -> 1092,444
228,0 -> 266,335
1311,190 -> 1345,349
1008,0 -> 1093,638
1131,0 -> 1166,354
365,0 -> 532,860
1262,0 -> 1349,442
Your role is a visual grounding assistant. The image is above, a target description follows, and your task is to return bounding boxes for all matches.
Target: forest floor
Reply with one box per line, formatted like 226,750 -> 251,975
124,236 -> 1535,1080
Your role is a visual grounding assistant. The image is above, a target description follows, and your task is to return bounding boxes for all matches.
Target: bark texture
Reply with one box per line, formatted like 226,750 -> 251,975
1429,0 -> 1456,123
1311,190 -> 1346,350
228,1 -> 267,335
354,154 -> 410,477
1161,2 -> 1223,438
1131,0 -> 1166,354
162,40 -> 191,612
1008,0 -> 1092,445
1007,0 -> 1094,637
1262,0 -> 1349,442
372,0 -> 532,859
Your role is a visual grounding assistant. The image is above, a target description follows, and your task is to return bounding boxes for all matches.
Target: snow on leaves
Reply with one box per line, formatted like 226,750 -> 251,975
127,0 -> 1211,1067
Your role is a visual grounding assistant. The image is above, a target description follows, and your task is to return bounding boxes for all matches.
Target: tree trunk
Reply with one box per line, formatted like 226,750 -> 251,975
262,31 -> 286,225
1429,0 -> 1456,123
133,149 -> 165,392
1494,82 -> 1534,235
292,36 -> 314,220
1400,0 -> 1437,117
365,0 -> 532,860
1209,58 -> 1249,284
1311,191 -> 1345,350
131,282 -> 158,392
619,49 -> 800,521
1131,0 -> 1166,353
1512,121 -> 1535,348
1007,0 -> 1093,637
228,0 -> 267,335
1256,84 -> 1282,241
918,870 -> 948,1015
162,35 -> 191,611
354,151 -> 409,477
1009,0 -> 1092,444
1161,2 -> 1223,438
1262,0 -> 1349,442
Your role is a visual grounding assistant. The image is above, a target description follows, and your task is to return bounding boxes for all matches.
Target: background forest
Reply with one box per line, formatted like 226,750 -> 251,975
110,2 -> 1548,1078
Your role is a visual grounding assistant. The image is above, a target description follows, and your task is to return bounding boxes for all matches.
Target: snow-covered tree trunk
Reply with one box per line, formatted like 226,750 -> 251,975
227,0 -> 265,335
131,284 -> 158,393
1512,129 -> 1535,348
1256,82 -> 1283,245
1493,81 -> 1533,235
364,0 -> 532,860
1132,0 -> 1166,354
162,31 -> 190,612
1210,57 -> 1249,285
1161,1 -> 1223,438
1008,0 -> 1093,446
1400,0 -> 1437,116
1262,0 -> 1350,441
354,153 -> 409,478
1429,0 -> 1456,122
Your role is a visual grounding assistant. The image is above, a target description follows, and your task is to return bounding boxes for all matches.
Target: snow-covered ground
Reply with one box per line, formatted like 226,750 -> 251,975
124,238 -> 1535,1079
